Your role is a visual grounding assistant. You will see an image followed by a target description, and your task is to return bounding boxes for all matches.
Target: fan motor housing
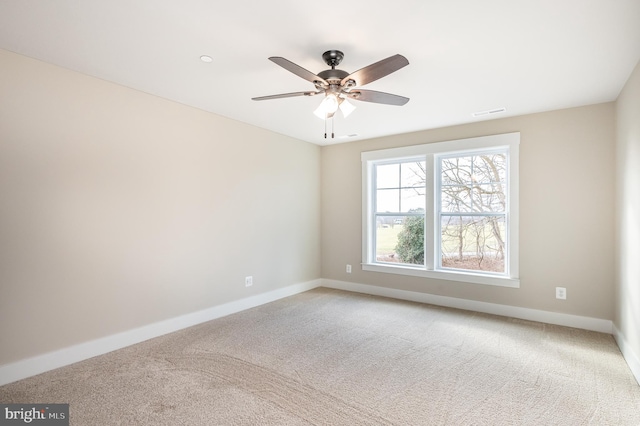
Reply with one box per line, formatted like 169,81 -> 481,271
317,68 -> 349,83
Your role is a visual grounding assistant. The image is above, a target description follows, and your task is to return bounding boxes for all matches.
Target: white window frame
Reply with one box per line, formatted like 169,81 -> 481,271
361,133 -> 520,288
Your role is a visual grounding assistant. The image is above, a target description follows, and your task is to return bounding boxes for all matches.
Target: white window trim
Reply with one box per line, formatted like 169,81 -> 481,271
361,132 -> 520,288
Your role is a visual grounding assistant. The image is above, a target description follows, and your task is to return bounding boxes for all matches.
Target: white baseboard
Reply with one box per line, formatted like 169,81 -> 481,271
1,279 -> 622,387
321,279 -> 613,334
613,325 -> 640,386
0,279 -> 322,386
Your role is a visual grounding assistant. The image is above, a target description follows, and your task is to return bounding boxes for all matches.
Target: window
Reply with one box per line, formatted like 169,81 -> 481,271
438,149 -> 508,274
373,160 -> 426,265
362,133 -> 519,287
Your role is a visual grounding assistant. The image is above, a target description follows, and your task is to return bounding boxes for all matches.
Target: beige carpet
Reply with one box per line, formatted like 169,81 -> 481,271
1,288 -> 639,425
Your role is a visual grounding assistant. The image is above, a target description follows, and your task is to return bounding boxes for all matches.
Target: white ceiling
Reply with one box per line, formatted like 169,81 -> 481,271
1,1 -> 639,145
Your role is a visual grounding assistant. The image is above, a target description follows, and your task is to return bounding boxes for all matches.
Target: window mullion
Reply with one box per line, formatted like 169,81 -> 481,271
397,163 -> 402,213
371,164 -> 378,264
425,154 -> 435,270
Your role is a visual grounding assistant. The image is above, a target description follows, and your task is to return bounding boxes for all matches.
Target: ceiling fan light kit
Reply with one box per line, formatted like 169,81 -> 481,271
338,98 -> 355,117
252,50 -> 410,138
313,94 -> 339,118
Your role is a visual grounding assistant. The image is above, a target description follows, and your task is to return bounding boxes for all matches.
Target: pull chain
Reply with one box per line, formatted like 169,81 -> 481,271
324,116 -> 327,139
322,115 -> 336,139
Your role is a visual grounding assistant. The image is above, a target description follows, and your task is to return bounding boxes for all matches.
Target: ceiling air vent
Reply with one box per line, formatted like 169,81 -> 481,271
472,107 -> 506,118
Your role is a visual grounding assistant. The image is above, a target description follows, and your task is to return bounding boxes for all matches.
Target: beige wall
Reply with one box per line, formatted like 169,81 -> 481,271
0,50 -> 321,365
322,103 -> 616,319
615,60 -> 640,364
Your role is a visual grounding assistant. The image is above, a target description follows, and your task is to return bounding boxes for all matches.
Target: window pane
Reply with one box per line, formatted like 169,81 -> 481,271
376,164 -> 399,189
376,188 -> 399,213
473,153 -> 506,183
441,185 -> 473,212
441,156 -> 473,185
400,162 -> 426,188
401,188 -> 425,212
440,215 -> 505,273
376,215 -> 424,265
472,184 -> 506,212
440,152 -> 507,213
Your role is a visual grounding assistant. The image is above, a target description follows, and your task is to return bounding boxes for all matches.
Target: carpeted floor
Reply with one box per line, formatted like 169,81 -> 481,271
1,288 -> 639,425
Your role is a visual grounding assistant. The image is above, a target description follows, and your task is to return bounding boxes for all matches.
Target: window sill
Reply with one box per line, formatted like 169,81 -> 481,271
362,263 -> 520,288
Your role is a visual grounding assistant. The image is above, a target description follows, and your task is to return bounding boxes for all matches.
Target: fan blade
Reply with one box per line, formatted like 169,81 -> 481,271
345,89 -> 409,106
341,54 -> 409,87
252,91 -> 322,101
269,57 -> 328,86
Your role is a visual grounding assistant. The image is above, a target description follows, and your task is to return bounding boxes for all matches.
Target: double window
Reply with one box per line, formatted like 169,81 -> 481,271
362,133 -> 519,287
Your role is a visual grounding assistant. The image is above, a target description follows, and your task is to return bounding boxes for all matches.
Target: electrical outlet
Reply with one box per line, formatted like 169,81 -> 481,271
556,287 -> 566,300
346,264 -> 352,273
245,276 -> 253,287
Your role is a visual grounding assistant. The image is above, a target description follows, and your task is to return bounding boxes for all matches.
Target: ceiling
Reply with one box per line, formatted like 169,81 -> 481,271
1,1 -> 639,145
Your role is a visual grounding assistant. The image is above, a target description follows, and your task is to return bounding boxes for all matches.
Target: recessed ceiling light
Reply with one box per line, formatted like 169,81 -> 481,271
472,107 -> 506,118
200,55 -> 213,63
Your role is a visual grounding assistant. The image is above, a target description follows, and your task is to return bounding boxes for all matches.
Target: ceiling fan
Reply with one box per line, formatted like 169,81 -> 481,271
252,50 -> 409,137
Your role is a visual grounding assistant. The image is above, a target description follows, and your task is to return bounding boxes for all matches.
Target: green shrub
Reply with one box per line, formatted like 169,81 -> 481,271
395,216 -> 424,264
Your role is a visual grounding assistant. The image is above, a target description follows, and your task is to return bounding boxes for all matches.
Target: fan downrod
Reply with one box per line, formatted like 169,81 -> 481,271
322,50 -> 344,68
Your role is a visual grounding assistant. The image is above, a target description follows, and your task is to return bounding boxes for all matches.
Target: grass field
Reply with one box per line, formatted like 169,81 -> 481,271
375,226 -> 403,256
